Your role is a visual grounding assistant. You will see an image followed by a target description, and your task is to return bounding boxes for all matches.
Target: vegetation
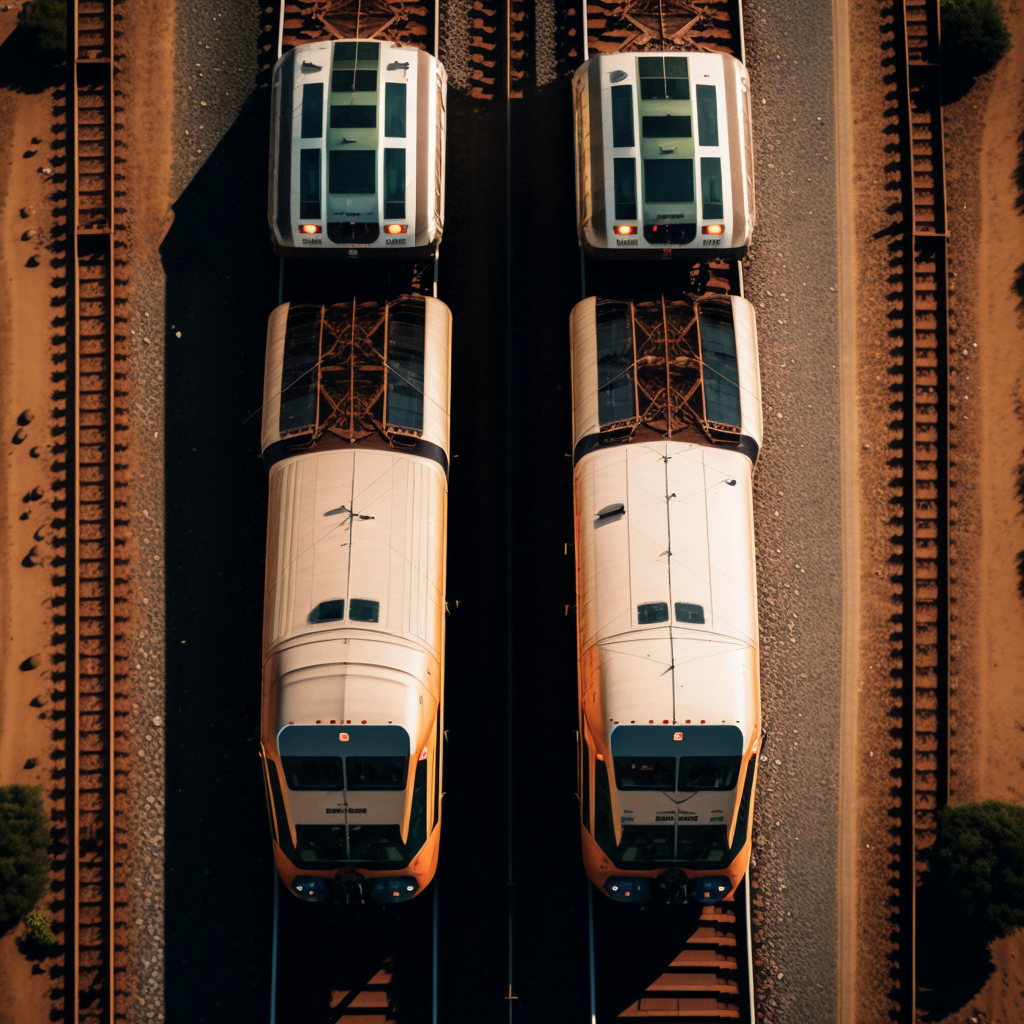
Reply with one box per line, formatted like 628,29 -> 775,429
0,786 -> 50,936
16,0 -> 67,56
940,0 -> 1012,95
930,800 -> 1024,939
22,910 -> 59,955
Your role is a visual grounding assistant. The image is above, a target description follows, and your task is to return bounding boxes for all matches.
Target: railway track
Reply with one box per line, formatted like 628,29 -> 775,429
894,1 -> 951,1019
69,2 -> 125,1022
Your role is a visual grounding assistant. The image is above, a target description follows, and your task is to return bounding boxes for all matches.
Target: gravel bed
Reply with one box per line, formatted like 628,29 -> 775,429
742,2 -> 843,1020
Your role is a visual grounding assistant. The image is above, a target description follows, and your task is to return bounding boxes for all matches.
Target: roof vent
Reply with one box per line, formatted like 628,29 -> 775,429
596,503 -> 625,520
609,70 -> 628,83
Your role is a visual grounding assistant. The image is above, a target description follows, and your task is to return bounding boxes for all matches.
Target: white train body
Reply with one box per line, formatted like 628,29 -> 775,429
269,39 -> 446,257
259,296 -> 451,903
571,295 -> 763,903
573,52 -> 754,259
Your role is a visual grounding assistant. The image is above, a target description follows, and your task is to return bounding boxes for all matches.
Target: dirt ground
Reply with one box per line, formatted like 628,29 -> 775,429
0,73 -> 67,1024
848,1 -> 1024,1022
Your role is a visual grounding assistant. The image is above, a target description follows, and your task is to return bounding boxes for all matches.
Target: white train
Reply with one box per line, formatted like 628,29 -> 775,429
573,52 -> 754,259
571,293 -> 762,904
269,39 -> 446,257
258,295 -> 451,903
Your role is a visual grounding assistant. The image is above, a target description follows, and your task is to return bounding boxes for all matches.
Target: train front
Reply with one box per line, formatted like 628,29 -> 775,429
570,293 -> 763,905
269,38 -> 446,257
573,51 -> 754,259
258,296 -> 451,903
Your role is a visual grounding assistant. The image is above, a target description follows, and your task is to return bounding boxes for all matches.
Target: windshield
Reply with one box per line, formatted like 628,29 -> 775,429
612,755 -> 741,791
618,824 -> 729,868
282,754 -> 409,791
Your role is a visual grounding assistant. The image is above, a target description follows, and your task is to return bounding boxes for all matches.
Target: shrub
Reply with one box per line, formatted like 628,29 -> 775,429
930,800 -> 1024,939
0,785 -> 51,935
23,910 -> 59,952
17,0 -> 67,56
941,0 -> 1012,83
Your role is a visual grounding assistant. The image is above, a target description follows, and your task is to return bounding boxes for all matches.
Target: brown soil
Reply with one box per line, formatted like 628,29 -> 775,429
0,78 -> 67,1024
848,1 -> 1024,1022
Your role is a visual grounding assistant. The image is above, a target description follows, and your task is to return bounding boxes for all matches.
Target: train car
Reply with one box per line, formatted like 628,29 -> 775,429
571,293 -> 763,905
573,51 -> 754,259
269,39 -> 446,257
259,295 -> 451,903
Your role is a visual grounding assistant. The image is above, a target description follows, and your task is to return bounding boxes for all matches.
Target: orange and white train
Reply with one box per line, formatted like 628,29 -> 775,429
258,295 -> 451,903
571,292 -> 763,904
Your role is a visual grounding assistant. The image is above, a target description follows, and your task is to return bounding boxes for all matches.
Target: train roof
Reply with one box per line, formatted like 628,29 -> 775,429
570,294 -> 762,460
576,440 -> 759,745
263,446 -> 446,666
261,297 -> 452,463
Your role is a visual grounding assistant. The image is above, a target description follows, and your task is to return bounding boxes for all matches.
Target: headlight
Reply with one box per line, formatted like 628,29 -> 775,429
692,875 -> 732,904
371,878 -> 419,903
603,877 -> 652,903
290,876 -> 328,903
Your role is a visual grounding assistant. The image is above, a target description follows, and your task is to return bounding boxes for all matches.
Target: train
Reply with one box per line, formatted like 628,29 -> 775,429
258,295 -> 451,903
573,51 -> 755,259
269,38 -> 447,258
571,292 -> 763,904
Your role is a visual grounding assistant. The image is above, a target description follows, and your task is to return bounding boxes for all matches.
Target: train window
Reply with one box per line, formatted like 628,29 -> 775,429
700,157 -> 724,220
596,305 -> 635,425
637,602 -> 669,624
386,309 -> 425,432
282,756 -> 344,791
673,825 -> 729,865
329,150 -> 376,195
593,759 -> 615,852
384,82 -> 407,138
349,599 -> 380,622
407,757 -> 428,854
613,158 -> 637,220
299,149 -> 322,218
301,83 -> 324,139
580,735 -> 591,830
345,755 -> 408,791
675,602 -> 705,624
695,85 -> 720,146
618,825 -> 676,863
279,305 -> 320,435
331,40 -> 379,93
642,114 -> 691,139
610,85 -> 634,148
728,761 -> 756,856
344,825 -> 406,862
330,104 -> 376,129
697,306 -> 741,427
678,756 -> 741,791
643,159 -> 694,204
614,757 -> 676,790
383,148 -> 406,219
637,55 -> 689,100
308,600 -> 345,624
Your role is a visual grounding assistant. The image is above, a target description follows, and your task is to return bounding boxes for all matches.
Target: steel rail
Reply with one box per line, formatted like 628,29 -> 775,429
894,2 -> 950,1020
70,2 -> 119,1023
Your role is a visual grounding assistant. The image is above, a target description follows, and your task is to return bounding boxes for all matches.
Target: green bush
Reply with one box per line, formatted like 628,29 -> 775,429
23,910 -> 59,952
931,800 -> 1024,939
17,0 -> 67,56
941,0 -> 1012,79
0,785 -> 50,935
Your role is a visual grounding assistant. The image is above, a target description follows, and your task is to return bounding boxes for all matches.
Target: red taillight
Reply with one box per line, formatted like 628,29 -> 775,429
614,224 -> 636,236
673,732 -> 683,741
339,732 -> 349,741
702,224 -> 724,236
384,223 -> 408,235
419,746 -> 428,761
300,223 -> 321,235
596,753 -> 604,761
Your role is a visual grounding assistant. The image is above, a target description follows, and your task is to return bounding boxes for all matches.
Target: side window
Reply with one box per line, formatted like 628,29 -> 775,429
696,84 -> 719,146
613,158 -> 637,220
384,82 -> 407,138
301,83 -> 324,138
610,85 -> 634,148
299,149 -> 322,219
580,735 -> 591,830
701,156 -> 724,220
637,602 -> 669,624
384,148 -> 406,218
349,599 -> 380,622
308,600 -> 345,624
594,757 -> 614,852
432,709 -> 441,829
